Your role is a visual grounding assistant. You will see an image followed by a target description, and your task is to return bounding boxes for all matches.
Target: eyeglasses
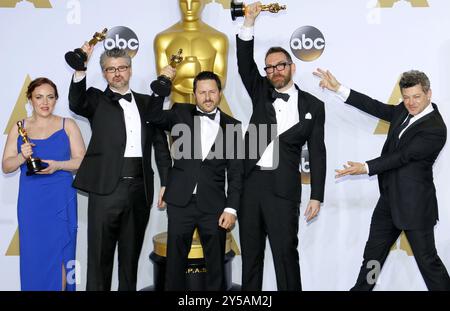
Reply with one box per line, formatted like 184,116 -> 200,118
104,65 -> 130,73
264,62 -> 292,74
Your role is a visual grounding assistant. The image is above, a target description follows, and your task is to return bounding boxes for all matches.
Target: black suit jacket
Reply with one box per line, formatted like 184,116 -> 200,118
346,90 -> 447,229
236,36 -> 326,203
148,102 -> 244,214
68,77 -> 171,205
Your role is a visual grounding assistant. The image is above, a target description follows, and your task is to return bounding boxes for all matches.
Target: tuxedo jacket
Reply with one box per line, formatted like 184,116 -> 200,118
236,36 -> 326,203
68,77 -> 171,205
346,90 -> 447,230
148,102 -> 244,214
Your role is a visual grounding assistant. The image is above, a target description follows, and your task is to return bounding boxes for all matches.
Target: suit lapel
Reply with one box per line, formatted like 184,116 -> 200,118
200,108 -> 226,161
386,108 -> 408,143
104,87 -> 122,105
218,109 -> 227,132
398,104 -> 438,143
265,88 -> 277,125
217,109 -> 228,154
191,106 -> 203,161
404,104 -> 437,133
104,87 -> 126,140
295,84 -> 307,122
209,110 -> 226,159
189,104 -> 197,128
132,91 -> 148,151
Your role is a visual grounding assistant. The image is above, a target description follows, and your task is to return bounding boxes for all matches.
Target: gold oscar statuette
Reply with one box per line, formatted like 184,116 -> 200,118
17,121 -> 48,176
150,49 -> 184,97
170,48 -> 184,68
230,0 -> 286,20
150,2 -> 240,290
153,0 -> 230,108
65,28 -> 108,71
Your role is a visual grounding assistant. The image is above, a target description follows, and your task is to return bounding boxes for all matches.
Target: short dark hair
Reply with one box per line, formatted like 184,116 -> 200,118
193,71 -> 222,93
100,47 -> 132,70
26,77 -> 59,100
399,70 -> 430,93
265,46 -> 293,64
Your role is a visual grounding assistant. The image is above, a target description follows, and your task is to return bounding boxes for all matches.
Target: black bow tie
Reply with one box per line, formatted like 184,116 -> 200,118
112,92 -> 132,102
271,90 -> 290,102
195,110 -> 217,120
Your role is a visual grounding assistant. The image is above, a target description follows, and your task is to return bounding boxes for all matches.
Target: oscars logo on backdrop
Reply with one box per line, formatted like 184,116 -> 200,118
368,0 -> 430,24
377,0 -> 429,8
204,0 -> 230,8
3,75 -> 31,135
4,75 -> 32,256
5,230 -> 19,256
391,232 -> 414,256
0,0 -> 52,8
373,77 -> 402,135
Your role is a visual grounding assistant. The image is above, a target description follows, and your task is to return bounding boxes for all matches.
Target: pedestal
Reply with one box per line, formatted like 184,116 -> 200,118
146,232 -> 240,291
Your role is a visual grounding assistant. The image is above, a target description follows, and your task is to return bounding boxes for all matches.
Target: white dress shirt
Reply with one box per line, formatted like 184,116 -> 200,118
257,85 -> 300,168
238,24 -> 254,41
116,89 -> 142,157
197,107 -> 220,161
192,107 -> 237,216
336,84 -> 434,174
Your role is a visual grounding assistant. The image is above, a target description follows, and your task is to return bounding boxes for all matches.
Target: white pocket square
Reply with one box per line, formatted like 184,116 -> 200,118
305,112 -> 312,119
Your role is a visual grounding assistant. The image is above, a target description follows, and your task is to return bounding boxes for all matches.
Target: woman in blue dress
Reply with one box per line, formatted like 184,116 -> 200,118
2,77 -> 85,291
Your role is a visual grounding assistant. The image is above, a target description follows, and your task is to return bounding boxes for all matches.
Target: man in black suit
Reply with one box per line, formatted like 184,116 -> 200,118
314,68 -> 450,290
148,71 -> 244,291
68,46 -> 173,290
236,3 -> 326,291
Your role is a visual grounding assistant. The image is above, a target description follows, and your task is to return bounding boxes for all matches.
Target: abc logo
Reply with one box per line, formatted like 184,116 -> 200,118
103,26 -> 139,58
290,26 -> 325,62
300,146 -> 310,184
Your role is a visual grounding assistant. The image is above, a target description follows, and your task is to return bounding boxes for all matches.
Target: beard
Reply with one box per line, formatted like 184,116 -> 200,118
198,100 -> 218,112
269,71 -> 292,89
108,76 -> 129,91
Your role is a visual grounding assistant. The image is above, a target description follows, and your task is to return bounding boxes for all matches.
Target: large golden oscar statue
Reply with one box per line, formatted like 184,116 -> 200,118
153,0 -> 232,115
149,0 -> 238,290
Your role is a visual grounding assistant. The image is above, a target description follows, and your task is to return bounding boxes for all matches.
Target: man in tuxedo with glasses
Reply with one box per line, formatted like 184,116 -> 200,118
236,3 -> 327,291
69,46 -> 173,291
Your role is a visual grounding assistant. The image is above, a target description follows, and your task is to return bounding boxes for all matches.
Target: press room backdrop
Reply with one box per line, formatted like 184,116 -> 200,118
1,0 -> 450,291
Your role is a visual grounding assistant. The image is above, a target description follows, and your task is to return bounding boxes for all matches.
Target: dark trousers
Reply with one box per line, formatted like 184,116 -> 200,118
86,178 -> 149,291
239,170 -> 301,291
165,196 -> 227,291
352,195 -> 450,291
